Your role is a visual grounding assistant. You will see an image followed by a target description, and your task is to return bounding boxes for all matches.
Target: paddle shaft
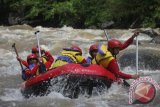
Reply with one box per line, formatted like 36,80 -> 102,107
104,29 -> 109,41
136,36 -> 139,74
34,31 -> 46,73
35,31 -> 41,57
12,43 -> 24,70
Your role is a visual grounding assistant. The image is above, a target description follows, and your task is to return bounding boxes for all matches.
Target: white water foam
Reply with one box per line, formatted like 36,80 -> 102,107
0,88 -> 24,101
0,50 -> 30,76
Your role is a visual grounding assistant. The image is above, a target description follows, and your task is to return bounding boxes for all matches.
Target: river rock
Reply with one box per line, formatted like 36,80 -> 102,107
118,48 -> 160,70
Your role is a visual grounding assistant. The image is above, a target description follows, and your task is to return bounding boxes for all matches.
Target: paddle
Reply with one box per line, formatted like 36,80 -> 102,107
103,29 -> 130,87
35,31 -> 42,57
34,31 -> 46,73
12,43 -> 24,71
135,31 -> 139,74
103,30 -> 109,41
12,43 -> 28,80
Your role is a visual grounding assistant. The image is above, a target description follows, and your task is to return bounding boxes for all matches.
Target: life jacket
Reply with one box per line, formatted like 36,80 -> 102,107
21,64 -> 39,81
60,50 -> 84,63
29,64 -> 40,75
86,56 -> 93,64
22,68 -> 28,81
51,50 -> 84,69
52,60 -> 68,69
41,55 -> 47,64
41,51 -> 55,70
40,56 -> 48,72
92,44 -> 114,68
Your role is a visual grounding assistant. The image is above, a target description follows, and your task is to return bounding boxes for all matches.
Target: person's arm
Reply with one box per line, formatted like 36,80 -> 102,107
25,64 -> 39,76
17,57 -> 29,68
120,36 -> 134,50
107,59 -> 135,79
120,31 -> 139,50
44,51 -> 54,62
44,51 -> 54,69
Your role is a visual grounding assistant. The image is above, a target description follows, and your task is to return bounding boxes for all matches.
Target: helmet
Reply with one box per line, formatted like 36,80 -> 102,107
32,47 -> 39,53
27,54 -> 38,62
71,45 -> 82,54
32,46 -> 45,54
108,39 -> 122,49
89,44 -> 98,56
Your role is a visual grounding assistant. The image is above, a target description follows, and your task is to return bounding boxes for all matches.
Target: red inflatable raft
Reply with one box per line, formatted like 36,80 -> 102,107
21,63 -> 116,98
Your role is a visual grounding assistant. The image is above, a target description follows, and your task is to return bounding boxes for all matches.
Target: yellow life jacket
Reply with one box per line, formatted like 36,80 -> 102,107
93,44 -> 114,68
61,50 -> 84,63
52,60 -> 68,68
41,55 -> 56,71
36,68 -> 39,75
51,50 -> 84,69
37,56 -> 48,72
41,55 -> 47,64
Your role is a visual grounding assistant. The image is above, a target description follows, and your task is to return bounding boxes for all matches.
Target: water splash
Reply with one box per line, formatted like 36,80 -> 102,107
0,88 -> 24,101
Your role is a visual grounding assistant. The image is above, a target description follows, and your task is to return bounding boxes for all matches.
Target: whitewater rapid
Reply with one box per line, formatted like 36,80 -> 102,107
0,25 -> 160,107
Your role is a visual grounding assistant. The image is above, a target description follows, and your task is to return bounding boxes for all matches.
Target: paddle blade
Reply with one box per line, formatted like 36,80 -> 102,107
12,43 -> 15,48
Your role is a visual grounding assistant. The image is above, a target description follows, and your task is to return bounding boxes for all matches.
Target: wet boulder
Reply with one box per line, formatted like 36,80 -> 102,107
118,49 -> 160,70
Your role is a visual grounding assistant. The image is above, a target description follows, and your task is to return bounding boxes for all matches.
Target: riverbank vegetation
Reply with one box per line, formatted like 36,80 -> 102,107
1,0 -> 160,28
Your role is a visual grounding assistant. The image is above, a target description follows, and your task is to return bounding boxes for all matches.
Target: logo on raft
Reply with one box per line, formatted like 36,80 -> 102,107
129,77 -> 160,104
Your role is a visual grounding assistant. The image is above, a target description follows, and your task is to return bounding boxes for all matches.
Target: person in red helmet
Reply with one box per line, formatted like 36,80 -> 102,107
17,54 -> 39,80
25,54 -> 39,79
92,31 -> 140,81
17,46 -> 54,70
86,44 -> 98,64
70,45 -> 83,54
17,52 -> 54,80
17,46 -> 54,80
108,31 -> 139,58
31,46 -> 54,69
87,31 -> 138,64
51,45 -> 86,68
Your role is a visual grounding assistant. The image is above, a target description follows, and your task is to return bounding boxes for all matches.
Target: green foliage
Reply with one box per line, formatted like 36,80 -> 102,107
72,0 -> 112,27
49,1 -> 76,25
2,0 -> 160,28
142,17 -> 155,28
153,0 -> 160,19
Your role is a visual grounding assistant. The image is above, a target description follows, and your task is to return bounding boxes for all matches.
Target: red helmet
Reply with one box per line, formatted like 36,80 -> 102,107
89,44 -> 98,56
32,47 -> 39,53
71,45 -> 82,54
27,54 -> 38,62
108,39 -> 122,49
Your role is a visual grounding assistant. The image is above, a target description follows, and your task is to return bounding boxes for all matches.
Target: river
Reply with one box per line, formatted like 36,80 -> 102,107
0,25 -> 160,107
